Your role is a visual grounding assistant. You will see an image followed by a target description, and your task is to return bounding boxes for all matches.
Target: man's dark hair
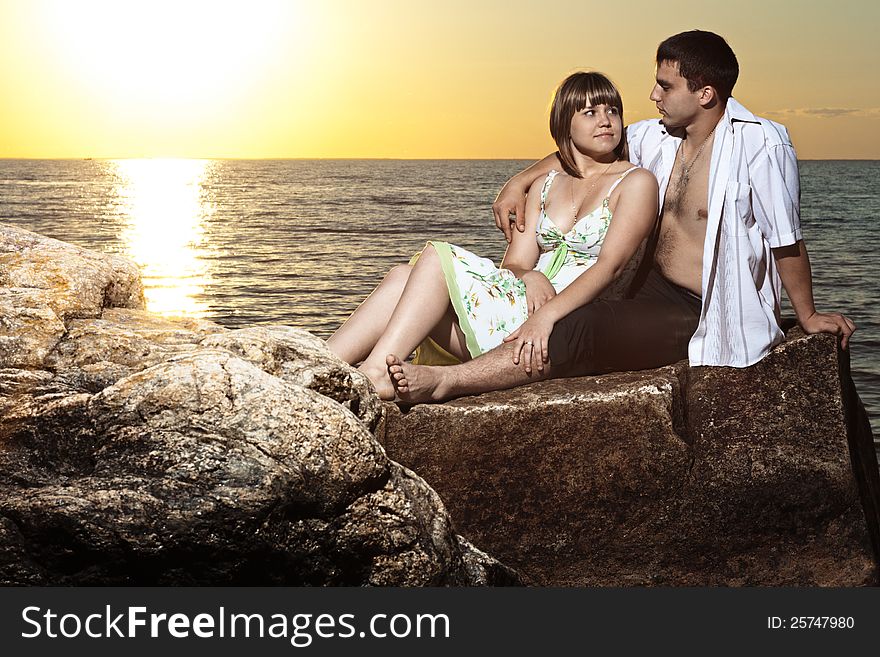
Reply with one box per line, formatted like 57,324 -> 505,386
656,30 -> 739,102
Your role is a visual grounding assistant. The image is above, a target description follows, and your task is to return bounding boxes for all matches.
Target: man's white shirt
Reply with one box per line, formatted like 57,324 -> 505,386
627,98 -> 802,367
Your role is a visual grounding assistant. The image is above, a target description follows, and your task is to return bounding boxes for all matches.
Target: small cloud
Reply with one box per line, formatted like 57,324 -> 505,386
802,108 -> 860,118
764,107 -> 880,119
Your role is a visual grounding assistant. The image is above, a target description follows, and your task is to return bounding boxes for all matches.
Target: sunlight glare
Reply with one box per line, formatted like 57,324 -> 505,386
112,158 -> 215,318
43,0 -> 299,113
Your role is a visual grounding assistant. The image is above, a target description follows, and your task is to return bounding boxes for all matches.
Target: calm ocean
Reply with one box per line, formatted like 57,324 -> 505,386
1,159 -> 877,438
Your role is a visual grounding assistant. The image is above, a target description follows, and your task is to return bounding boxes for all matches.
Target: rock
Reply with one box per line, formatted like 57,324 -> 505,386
5,221 -> 875,587
199,326 -> 383,432
0,224 -> 144,369
45,308 -> 226,393
332,462 -> 519,585
0,288 -> 67,369
39,312 -> 380,430
457,536 -> 523,586
0,368 -> 55,397
380,366 -> 692,585
88,350 -> 387,516
380,331 -> 880,586
0,222 -> 518,585
0,224 -> 144,319
0,350 -> 516,585
681,330 -> 880,585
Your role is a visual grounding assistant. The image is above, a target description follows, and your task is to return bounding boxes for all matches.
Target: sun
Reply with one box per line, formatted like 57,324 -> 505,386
41,0 -> 301,120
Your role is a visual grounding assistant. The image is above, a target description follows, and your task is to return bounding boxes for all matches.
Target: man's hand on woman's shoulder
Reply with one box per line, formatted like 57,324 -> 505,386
493,180 -> 528,243
493,153 -> 562,242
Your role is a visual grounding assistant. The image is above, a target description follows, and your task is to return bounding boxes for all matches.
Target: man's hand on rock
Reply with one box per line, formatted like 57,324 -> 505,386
800,311 -> 856,350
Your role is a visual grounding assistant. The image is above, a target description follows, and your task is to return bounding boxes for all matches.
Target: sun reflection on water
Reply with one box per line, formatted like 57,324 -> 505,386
111,159 -> 215,318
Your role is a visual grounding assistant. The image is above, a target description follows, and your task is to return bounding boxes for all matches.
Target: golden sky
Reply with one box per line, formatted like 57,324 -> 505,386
1,0 -> 878,159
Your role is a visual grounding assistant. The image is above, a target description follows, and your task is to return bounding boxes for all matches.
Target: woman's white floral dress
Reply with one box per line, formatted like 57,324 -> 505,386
428,167 -> 640,358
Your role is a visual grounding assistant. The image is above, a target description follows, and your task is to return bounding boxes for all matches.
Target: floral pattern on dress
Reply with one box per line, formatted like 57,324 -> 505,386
430,167 -> 638,358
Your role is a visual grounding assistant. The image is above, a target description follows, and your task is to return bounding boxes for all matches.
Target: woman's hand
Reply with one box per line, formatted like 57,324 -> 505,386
521,271 -> 556,316
503,312 -> 555,374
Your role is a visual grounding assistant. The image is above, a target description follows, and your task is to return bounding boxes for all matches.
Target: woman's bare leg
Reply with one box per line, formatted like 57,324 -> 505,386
326,264 -> 412,365
358,243 -> 458,400
427,306 -> 470,362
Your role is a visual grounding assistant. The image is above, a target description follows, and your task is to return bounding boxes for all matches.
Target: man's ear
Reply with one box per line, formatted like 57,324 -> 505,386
698,86 -> 717,107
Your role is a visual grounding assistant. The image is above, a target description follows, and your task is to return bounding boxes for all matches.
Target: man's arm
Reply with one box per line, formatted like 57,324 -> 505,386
492,153 -> 560,242
750,125 -> 856,349
773,240 -> 856,348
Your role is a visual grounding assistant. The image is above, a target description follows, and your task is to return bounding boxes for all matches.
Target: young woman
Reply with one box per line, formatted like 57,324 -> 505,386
326,72 -> 658,400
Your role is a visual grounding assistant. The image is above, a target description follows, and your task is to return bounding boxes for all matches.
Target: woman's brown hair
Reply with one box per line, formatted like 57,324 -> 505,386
549,71 -> 628,178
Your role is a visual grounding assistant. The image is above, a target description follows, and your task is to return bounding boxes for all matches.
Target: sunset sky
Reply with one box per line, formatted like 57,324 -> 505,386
1,0 -> 878,159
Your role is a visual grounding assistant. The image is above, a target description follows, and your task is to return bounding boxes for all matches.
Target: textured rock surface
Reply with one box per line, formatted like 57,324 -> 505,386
0,223 -> 518,586
0,224 -> 144,369
380,331 -> 880,586
43,308 -> 225,394
200,326 -> 383,432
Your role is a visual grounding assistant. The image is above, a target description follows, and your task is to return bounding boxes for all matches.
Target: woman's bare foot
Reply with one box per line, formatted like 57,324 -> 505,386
357,362 -> 396,401
386,354 -> 449,403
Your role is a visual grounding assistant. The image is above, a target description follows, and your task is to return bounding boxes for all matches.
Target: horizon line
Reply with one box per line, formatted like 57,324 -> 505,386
2,156 -> 879,162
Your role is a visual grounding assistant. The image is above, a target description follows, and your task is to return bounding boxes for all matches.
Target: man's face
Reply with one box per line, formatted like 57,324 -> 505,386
649,60 -> 702,130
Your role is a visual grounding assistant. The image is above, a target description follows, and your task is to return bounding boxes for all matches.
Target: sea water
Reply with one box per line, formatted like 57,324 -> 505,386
1,158 -> 877,438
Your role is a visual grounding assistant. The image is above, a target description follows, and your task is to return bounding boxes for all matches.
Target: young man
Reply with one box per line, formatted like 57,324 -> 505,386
386,30 -> 854,402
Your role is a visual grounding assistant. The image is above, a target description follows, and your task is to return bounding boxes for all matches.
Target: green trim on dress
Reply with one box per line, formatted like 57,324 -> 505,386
428,240 -> 483,359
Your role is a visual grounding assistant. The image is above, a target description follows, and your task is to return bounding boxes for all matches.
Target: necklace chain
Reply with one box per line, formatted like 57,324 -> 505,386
569,162 -> 615,221
676,126 -> 716,189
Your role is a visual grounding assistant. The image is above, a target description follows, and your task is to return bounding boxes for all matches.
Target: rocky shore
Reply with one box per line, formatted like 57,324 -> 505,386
380,333 -> 880,585
0,223 -> 518,585
2,222 -> 877,586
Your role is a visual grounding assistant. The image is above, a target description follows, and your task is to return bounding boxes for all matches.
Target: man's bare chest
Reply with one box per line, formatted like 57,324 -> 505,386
661,147 -> 711,237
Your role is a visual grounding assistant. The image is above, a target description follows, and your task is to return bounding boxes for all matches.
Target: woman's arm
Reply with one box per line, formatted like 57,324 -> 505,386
493,153 -> 561,242
500,175 -> 558,316
500,175 -> 543,275
539,169 -> 658,319
504,169 -> 659,371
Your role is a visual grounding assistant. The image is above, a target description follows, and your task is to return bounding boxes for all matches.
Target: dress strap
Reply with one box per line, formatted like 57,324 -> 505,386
605,166 -> 640,198
540,170 -> 560,214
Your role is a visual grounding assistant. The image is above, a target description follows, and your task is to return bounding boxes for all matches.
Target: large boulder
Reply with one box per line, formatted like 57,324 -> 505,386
0,222 -> 519,586
380,331 -> 880,586
44,308 -> 226,393
200,326 -> 383,432
0,224 -> 144,369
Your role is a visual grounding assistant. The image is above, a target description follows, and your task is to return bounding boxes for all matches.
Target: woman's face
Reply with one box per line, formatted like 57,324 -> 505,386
568,101 -> 622,157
